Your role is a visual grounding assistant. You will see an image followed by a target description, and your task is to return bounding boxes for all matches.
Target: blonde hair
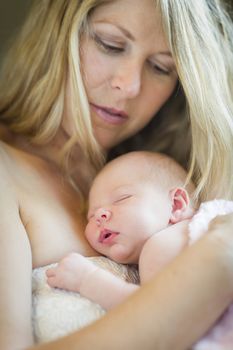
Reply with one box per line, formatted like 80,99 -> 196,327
0,0 -> 232,202
0,0 -> 108,188
157,0 -> 233,202
110,0 -> 233,202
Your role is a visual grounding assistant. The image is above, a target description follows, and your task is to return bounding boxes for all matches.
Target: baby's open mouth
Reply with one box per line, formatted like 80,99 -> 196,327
98,229 -> 119,244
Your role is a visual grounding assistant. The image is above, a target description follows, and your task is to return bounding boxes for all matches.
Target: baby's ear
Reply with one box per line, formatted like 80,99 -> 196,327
169,187 -> 193,224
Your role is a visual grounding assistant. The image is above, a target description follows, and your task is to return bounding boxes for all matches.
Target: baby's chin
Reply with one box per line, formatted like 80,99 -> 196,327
108,244 -> 137,265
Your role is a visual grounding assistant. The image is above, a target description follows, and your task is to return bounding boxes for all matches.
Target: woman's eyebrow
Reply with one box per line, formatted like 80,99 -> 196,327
94,20 -> 135,41
157,51 -> 172,57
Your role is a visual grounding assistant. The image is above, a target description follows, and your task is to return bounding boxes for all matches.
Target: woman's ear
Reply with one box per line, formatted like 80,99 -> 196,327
169,187 -> 193,224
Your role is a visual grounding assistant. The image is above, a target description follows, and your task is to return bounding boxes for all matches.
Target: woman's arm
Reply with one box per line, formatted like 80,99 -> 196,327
30,214 -> 233,350
0,164 -> 33,350
47,252 -> 138,310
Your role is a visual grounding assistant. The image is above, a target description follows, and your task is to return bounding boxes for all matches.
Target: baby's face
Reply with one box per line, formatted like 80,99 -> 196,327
85,159 -> 172,264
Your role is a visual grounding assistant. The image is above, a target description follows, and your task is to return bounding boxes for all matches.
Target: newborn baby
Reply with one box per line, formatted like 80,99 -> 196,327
34,152 -> 233,349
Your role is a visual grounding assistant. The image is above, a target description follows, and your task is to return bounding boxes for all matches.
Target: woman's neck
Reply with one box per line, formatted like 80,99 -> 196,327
1,126 -> 68,166
0,125 -> 94,193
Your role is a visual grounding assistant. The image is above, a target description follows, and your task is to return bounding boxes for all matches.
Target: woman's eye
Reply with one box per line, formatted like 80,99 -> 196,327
94,34 -> 124,54
150,62 -> 170,76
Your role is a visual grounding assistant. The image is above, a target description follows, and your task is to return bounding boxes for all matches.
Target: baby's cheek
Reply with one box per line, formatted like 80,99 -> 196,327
85,222 -> 97,248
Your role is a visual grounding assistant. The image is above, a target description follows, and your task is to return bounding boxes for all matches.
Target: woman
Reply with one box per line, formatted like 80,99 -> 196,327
0,0 -> 232,349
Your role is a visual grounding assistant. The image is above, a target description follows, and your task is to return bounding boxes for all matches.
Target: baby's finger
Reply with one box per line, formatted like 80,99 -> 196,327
47,276 -> 58,288
46,268 -> 56,277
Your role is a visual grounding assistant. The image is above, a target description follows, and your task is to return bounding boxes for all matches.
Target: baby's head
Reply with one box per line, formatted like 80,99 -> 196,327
85,151 -> 195,264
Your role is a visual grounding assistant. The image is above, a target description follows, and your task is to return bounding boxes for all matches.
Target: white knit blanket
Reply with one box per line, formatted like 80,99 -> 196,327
32,200 -> 233,348
32,256 -> 139,343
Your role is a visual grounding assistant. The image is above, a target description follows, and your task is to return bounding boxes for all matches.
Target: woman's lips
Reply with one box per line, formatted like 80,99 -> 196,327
98,229 -> 119,245
90,103 -> 128,125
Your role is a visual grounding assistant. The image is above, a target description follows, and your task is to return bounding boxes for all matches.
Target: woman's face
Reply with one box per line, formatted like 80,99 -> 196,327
81,0 -> 177,150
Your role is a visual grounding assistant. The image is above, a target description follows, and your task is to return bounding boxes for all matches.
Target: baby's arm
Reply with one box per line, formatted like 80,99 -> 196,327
46,253 -> 138,310
139,220 -> 189,284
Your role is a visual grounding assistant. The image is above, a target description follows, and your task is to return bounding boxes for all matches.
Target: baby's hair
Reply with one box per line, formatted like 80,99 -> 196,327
105,151 -> 195,200
143,152 -> 193,189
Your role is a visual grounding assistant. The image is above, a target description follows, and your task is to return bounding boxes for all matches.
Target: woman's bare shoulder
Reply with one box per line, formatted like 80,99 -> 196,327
0,142 -> 20,214
0,141 -> 15,182
0,140 -> 21,186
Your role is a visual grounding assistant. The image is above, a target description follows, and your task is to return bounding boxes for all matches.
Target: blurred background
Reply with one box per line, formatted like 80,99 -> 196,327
0,0 -> 30,63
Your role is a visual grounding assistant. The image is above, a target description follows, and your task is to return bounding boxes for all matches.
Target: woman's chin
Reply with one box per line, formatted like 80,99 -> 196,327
94,128 -> 126,152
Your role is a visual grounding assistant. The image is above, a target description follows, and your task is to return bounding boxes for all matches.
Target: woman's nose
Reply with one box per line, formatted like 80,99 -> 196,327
111,61 -> 142,98
95,208 -> 112,225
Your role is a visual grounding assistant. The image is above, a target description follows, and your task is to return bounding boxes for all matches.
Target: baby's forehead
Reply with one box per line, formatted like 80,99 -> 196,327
91,165 -> 148,192
90,177 -> 138,197
91,157 -> 168,201
97,157 -> 151,180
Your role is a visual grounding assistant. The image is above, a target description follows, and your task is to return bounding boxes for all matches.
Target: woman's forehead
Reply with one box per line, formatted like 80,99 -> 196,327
90,0 -> 166,45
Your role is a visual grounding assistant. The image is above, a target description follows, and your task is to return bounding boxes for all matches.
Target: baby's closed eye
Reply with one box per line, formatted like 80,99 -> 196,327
114,194 -> 132,204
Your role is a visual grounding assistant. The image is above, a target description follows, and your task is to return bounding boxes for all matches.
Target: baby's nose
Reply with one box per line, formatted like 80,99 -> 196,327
95,208 -> 111,224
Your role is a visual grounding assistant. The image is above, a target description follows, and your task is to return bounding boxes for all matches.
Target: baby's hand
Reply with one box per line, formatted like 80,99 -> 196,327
46,252 -> 97,292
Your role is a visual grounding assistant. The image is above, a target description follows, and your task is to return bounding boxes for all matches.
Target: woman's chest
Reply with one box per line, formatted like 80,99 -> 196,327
22,192 -> 92,268
12,160 -> 95,267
